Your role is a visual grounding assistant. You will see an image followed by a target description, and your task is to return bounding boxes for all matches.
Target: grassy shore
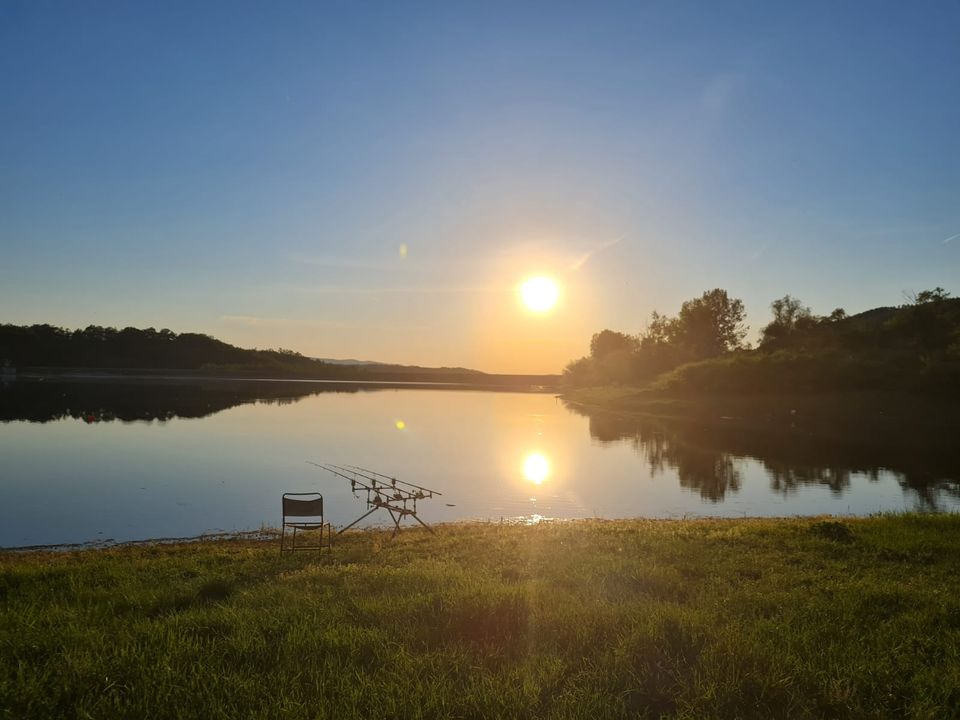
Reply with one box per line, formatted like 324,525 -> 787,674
3,517 -> 960,719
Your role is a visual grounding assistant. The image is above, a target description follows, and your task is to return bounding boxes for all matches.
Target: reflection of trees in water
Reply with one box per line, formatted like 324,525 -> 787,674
636,427 -> 741,502
764,461 -> 960,511
0,380 -> 364,424
896,474 -> 960,511
763,463 -> 856,496
574,402 -> 960,508
587,414 -> 741,502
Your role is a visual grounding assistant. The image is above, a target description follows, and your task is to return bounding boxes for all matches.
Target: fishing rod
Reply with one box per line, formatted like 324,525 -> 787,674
345,464 -> 442,496
307,462 -> 372,491
310,462 -> 411,511
320,463 -> 415,499
307,461 -> 441,537
324,463 -> 431,500
308,463 -> 400,502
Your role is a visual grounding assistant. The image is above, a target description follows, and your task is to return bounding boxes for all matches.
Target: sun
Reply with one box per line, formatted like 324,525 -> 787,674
520,276 -> 559,313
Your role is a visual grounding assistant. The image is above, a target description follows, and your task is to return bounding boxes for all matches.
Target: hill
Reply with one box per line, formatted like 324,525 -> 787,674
564,291 -> 960,395
0,324 -> 559,387
655,298 -> 960,395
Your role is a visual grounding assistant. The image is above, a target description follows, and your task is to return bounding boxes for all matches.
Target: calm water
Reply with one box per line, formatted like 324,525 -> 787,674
1,379 -> 958,547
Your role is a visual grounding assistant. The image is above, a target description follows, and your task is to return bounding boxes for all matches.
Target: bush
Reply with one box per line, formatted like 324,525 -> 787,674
652,351 -> 910,394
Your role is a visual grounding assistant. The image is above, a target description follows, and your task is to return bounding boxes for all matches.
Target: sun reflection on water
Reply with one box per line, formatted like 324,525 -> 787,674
523,452 -> 550,484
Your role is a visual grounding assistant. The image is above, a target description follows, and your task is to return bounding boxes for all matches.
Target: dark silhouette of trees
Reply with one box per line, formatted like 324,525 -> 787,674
0,323 -> 356,377
584,330 -> 639,384
562,356 -> 596,385
672,289 -> 748,357
564,287 -> 959,393
884,290 -> 960,353
760,295 -> 815,349
910,287 -> 951,305
0,323 -> 558,385
771,295 -> 812,328
639,290 -> 748,359
590,330 -> 637,358
639,311 -> 678,350
564,289 -> 748,386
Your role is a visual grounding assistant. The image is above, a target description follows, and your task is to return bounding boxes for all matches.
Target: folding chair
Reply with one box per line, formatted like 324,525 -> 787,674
280,492 -> 332,554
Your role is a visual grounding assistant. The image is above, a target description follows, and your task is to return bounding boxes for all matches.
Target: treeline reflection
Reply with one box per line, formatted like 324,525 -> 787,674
0,379 -> 367,424
572,405 -> 960,510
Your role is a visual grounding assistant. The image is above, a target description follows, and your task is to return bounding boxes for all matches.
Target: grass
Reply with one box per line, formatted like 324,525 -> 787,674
3,516 -> 960,719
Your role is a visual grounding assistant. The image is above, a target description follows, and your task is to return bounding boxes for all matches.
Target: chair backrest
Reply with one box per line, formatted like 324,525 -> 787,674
282,493 -> 324,518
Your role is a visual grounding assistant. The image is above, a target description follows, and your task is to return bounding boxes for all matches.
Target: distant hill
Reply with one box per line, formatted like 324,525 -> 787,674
314,358 -> 384,366
763,297 -> 960,355
0,323 -> 559,387
316,357 -> 483,375
841,306 -> 900,328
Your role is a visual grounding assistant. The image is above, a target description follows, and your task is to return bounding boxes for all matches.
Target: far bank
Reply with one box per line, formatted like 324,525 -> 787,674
561,386 -> 960,452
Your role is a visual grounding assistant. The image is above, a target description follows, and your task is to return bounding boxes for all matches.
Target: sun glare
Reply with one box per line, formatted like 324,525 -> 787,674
522,452 -> 551,484
520,276 -> 559,313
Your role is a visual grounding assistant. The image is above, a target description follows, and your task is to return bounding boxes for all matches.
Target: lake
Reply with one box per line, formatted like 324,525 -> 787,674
2,378 -> 958,547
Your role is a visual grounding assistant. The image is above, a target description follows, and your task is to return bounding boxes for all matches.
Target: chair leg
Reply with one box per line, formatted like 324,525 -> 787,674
281,522 -> 331,555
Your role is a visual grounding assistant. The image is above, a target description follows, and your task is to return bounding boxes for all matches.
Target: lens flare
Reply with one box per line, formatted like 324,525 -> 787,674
522,452 -> 550,484
520,276 -> 559,312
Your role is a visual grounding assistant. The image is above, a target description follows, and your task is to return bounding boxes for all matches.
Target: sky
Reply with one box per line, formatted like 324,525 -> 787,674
2,1 -> 958,373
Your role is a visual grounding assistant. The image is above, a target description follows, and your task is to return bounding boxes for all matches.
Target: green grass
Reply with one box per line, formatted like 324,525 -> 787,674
4,517 -> 960,719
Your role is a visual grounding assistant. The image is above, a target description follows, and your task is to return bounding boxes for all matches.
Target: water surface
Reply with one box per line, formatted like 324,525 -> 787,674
1,379 -> 958,547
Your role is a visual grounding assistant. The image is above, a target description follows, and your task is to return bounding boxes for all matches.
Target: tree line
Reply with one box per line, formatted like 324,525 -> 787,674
0,324 -> 359,377
0,323 -> 559,386
564,287 -> 960,392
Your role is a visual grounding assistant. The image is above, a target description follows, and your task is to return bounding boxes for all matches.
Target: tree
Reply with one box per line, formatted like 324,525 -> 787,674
673,289 -> 748,358
562,356 -> 595,386
761,295 -> 814,348
639,311 -> 679,348
771,295 -> 812,327
912,287 -> 951,305
889,287 -> 958,349
590,329 -> 637,359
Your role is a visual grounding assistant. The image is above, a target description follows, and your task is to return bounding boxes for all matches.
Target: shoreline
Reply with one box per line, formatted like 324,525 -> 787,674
5,511 -> 957,554
559,385 -> 960,444
13,367 -> 562,391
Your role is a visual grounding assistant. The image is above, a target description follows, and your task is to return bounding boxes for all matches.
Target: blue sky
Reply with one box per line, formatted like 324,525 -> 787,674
2,1 -> 958,372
